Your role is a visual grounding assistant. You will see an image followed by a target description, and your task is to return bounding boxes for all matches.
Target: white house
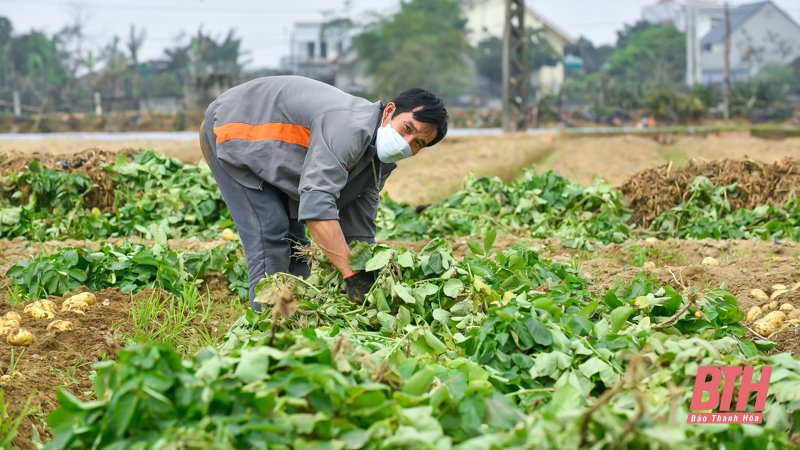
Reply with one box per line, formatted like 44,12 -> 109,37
642,0 -> 726,37
462,0 -> 577,94
700,1 -> 800,83
280,21 -> 353,85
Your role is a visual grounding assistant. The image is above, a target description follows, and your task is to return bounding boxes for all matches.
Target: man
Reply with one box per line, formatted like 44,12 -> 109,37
199,75 -> 448,310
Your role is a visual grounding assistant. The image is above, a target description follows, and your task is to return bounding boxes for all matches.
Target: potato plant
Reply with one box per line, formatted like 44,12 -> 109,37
45,240 -> 799,449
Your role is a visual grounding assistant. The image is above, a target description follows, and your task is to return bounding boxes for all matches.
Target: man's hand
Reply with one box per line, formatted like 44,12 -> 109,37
306,219 -> 354,276
344,270 -> 375,304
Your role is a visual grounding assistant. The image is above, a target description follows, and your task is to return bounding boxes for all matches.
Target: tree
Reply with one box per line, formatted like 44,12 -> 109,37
475,28 -> 560,97
351,0 -> 472,101
564,37 -> 613,73
606,24 -> 685,90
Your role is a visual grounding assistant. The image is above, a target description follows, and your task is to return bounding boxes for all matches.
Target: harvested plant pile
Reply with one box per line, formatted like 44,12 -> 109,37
620,158 -> 800,226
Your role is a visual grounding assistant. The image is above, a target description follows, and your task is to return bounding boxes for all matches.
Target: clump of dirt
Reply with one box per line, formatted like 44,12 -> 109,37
620,158 -> 800,226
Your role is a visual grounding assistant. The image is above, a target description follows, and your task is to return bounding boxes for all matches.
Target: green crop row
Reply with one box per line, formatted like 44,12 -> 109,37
4,151 -> 797,248
6,241 -> 248,301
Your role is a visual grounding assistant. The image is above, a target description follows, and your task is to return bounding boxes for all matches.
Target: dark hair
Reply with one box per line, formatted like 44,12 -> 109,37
390,88 -> 448,147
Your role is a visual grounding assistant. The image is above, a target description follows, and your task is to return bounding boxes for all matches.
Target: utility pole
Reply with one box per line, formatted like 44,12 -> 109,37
685,0 -> 697,86
502,0 -> 527,132
723,2 -> 731,120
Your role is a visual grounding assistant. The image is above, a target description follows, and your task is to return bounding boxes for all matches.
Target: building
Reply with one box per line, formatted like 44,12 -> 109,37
700,1 -> 800,83
642,0 -> 725,37
462,0 -> 577,95
280,21 -> 353,85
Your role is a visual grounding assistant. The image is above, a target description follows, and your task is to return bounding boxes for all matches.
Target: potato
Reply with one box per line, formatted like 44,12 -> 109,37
771,290 -> 788,300
771,283 -> 788,292
47,320 -> 74,332
61,298 -> 89,313
64,292 -> 96,306
752,319 -> 779,337
694,310 -> 704,319
3,311 -> 22,323
643,261 -> 656,269
221,228 -> 236,241
787,319 -> 800,327
746,306 -> 763,322
764,301 -> 778,311
6,328 -> 34,346
701,257 -> 719,266
645,237 -> 658,244
791,282 -> 800,292
780,303 -> 795,312
750,289 -> 769,301
789,309 -> 800,320
0,322 -> 16,337
24,300 -> 56,314
24,306 -> 54,320
762,311 -> 787,326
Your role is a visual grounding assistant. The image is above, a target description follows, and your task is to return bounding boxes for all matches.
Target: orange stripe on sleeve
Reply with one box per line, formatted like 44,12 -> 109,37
214,122 -> 311,147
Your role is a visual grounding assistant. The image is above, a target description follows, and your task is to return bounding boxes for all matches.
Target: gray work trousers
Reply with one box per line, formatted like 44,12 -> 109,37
199,120 -> 311,311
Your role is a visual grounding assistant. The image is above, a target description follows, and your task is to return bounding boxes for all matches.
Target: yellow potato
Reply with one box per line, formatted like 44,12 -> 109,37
46,320 -> 74,332
6,328 -> 34,346
762,311 -> 787,326
701,257 -> 719,266
791,282 -> 800,292
643,261 -> 656,269
3,311 -> 22,323
694,311 -> 704,319
24,300 -> 57,314
787,319 -> 800,327
752,319 -> 779,337
770,290 -> 788,300
61,298 -> 89,313
24,306 -> 54,320
221,228 -> 237,241
789,309 -> 800,320
746,306 -> 763,322
0,322 -> 16,337
645,237 -> 658,244
750,289 -> 769,301
64,292 -> 96,306
764,301 -> 778,311
780,303 -> 795,312
771,284 -> 788,292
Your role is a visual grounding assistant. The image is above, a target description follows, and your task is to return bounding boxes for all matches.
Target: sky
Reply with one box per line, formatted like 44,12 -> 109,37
1,0 -> 799,69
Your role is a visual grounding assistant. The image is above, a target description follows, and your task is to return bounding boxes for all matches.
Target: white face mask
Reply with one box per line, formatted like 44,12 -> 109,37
376,122 -> 412,163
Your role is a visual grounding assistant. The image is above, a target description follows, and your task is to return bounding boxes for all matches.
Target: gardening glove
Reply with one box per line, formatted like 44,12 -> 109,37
344,270 -> 375,305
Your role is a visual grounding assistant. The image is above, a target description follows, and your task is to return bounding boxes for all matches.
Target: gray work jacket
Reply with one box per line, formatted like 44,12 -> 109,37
205,75 -> 396,242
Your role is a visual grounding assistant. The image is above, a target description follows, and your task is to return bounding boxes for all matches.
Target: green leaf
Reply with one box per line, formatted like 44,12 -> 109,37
484,228 -> 497,253
610,306 -> 636,333
443,279 -> 464,298
403,367 -> 435,396
393,283 -> 417,304
234,347 -> 271,383
365,249 -> 393,272
112,393 -> 138,437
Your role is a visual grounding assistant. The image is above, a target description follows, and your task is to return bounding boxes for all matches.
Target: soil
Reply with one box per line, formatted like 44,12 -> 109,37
0,236 -> 244,449
620,158 -> 800,226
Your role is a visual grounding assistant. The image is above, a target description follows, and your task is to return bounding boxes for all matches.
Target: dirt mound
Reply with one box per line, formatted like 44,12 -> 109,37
620,158 -> 800,226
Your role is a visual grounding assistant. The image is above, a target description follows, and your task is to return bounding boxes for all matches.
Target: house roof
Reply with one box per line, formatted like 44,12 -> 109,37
700,1 -> 794,46
524,1 -> 577,45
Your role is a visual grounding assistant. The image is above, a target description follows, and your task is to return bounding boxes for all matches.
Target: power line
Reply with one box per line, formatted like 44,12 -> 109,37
0,0 -> 327,14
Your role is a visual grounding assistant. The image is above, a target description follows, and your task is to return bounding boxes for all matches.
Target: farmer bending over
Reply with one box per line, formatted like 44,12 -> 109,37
199,75 -> 448,309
